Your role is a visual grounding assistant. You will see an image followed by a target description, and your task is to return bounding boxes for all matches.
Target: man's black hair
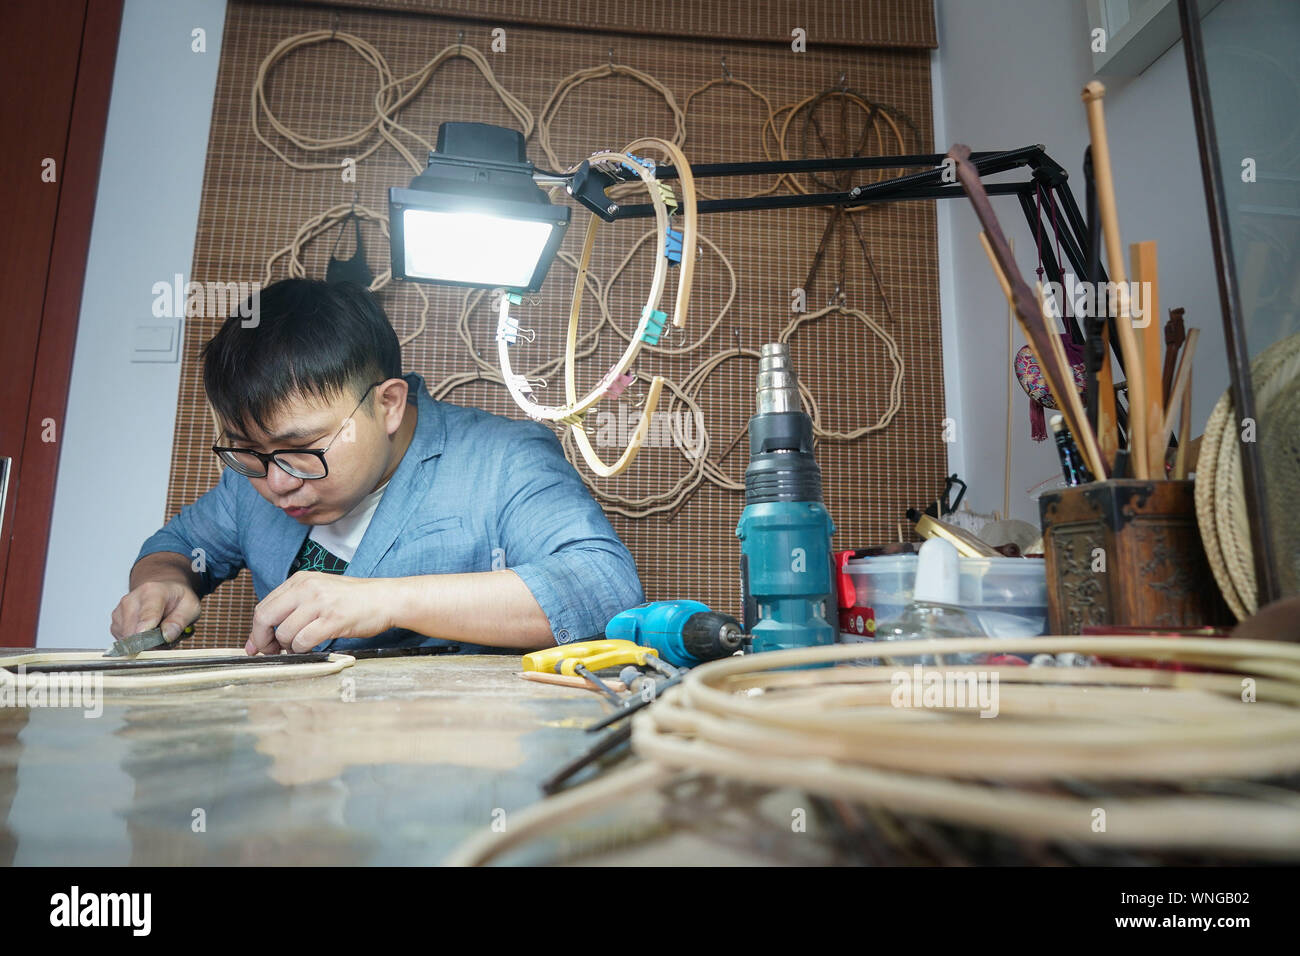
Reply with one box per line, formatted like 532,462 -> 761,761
202,279 -> 403,438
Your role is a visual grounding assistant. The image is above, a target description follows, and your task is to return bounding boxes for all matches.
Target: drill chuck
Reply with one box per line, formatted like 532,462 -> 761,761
681,611 -> 745,660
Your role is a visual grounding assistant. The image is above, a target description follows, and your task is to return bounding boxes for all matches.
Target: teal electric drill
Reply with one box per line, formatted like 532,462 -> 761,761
735,344 -> 837,654
605,600 -> 744,670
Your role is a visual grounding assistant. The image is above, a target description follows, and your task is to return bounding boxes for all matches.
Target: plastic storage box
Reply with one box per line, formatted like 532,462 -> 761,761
844,554 -> 1048,638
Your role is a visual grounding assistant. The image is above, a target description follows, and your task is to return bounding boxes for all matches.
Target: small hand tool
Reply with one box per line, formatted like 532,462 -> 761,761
571,664 -> 623,706
604,601 -> 743,669
540,724 -> 632,795
585,672 -> 686,733
522,639 -> 662,705
106,623 -> 196,658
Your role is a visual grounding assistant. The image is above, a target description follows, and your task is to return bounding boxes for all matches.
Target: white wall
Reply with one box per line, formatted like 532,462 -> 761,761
37,0 -> 226,647
933,0 -> 1228,525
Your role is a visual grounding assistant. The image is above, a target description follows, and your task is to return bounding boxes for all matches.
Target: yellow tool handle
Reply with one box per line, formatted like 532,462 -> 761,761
521,639 -> 652,674
556,645 -> 658,676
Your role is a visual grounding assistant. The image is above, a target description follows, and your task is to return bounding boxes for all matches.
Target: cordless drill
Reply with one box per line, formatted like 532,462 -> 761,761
605,600 -> 744,670
735,343 -> 837,655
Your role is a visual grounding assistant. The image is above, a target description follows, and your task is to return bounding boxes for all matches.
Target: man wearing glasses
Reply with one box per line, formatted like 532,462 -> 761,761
109,279 -> 645,655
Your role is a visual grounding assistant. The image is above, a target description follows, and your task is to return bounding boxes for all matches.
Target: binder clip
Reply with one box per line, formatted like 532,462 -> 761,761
605,371 -> 636,399
664,226 -> 683,265
640,308 -> 667,345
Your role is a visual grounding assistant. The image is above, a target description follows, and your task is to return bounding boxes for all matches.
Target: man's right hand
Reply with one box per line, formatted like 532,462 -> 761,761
111,581 -> 201,642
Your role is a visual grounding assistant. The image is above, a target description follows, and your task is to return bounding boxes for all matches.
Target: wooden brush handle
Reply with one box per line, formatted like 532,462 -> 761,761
1082,80 -> 1149,479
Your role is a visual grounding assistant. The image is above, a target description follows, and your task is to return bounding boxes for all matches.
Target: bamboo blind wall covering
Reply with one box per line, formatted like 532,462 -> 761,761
167,0 -> 945,648
290,0 -> 938,50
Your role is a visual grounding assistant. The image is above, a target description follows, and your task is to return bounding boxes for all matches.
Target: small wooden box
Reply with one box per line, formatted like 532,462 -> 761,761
1038,479 -> 1232,633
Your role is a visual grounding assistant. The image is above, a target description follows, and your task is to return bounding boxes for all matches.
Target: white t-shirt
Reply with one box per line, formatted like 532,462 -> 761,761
307,479 -> 390,563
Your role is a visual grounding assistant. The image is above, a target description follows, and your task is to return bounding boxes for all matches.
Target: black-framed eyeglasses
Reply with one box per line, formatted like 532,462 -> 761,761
211,381 -> 383,479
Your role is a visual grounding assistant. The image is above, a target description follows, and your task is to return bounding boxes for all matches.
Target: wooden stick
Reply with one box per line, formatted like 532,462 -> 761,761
520,672 -> 629,693
1083,81 -> 1150,480
978,226 -> 1104,479
1173,365 -> 1193,479
1161,327 -> 1199,456
1096,325 -> 1119,473
1005,238 -> 1014,520
1130,240 -> 1166,472
1162,307 -> 1187,409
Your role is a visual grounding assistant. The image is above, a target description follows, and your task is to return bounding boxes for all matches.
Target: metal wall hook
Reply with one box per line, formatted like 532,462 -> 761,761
457,30 -> 464,55
721,55 -> 732,84
329,10 -> 340,40
608,47 -> 615,68
838,71 -> 848,92
733,327 -> 742,355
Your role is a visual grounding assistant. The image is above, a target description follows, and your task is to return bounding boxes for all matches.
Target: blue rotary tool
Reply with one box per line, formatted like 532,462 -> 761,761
604,600 -> 744,670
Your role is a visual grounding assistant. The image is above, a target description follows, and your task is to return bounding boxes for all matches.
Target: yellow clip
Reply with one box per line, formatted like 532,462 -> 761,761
656,180 -> 678,208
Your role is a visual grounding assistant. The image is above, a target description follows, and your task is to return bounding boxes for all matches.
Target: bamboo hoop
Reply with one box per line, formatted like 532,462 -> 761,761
446,635 -> 1300,865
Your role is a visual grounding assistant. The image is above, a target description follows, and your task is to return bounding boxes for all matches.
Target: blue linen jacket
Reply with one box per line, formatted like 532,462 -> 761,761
135,372 -> 645,653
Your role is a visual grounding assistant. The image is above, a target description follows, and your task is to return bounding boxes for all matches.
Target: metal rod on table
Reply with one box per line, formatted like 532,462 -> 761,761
9,643 -> 462,675
540,724 -> 633,795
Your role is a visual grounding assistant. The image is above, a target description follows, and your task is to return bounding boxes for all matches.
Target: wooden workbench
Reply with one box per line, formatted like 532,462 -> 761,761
0,653 -> 838,865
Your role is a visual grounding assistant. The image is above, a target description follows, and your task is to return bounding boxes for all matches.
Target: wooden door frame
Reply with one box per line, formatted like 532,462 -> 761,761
0,0 -> 124,646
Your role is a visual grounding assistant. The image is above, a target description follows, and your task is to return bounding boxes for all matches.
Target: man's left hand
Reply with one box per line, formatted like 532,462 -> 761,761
246,572 -> 401,654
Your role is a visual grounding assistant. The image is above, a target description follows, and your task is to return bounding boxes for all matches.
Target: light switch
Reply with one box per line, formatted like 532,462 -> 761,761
131,319 -> 181,363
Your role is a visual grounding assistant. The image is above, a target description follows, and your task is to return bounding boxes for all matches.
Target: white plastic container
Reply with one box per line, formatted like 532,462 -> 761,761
843,554 -> 915,625
844,554 -> 1048,637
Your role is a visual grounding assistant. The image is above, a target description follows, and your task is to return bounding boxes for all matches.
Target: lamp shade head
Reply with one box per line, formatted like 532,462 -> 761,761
389,122 -> 569,292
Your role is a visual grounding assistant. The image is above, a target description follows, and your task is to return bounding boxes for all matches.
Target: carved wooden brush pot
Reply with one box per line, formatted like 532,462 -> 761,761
1039,479 -> 1233,634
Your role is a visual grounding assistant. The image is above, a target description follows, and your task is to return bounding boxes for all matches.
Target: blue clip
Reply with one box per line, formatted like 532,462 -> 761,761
664,227 -> 683,265
507,292 -> 523,305
640,307 -> 667,345
619,153 -> 655,176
